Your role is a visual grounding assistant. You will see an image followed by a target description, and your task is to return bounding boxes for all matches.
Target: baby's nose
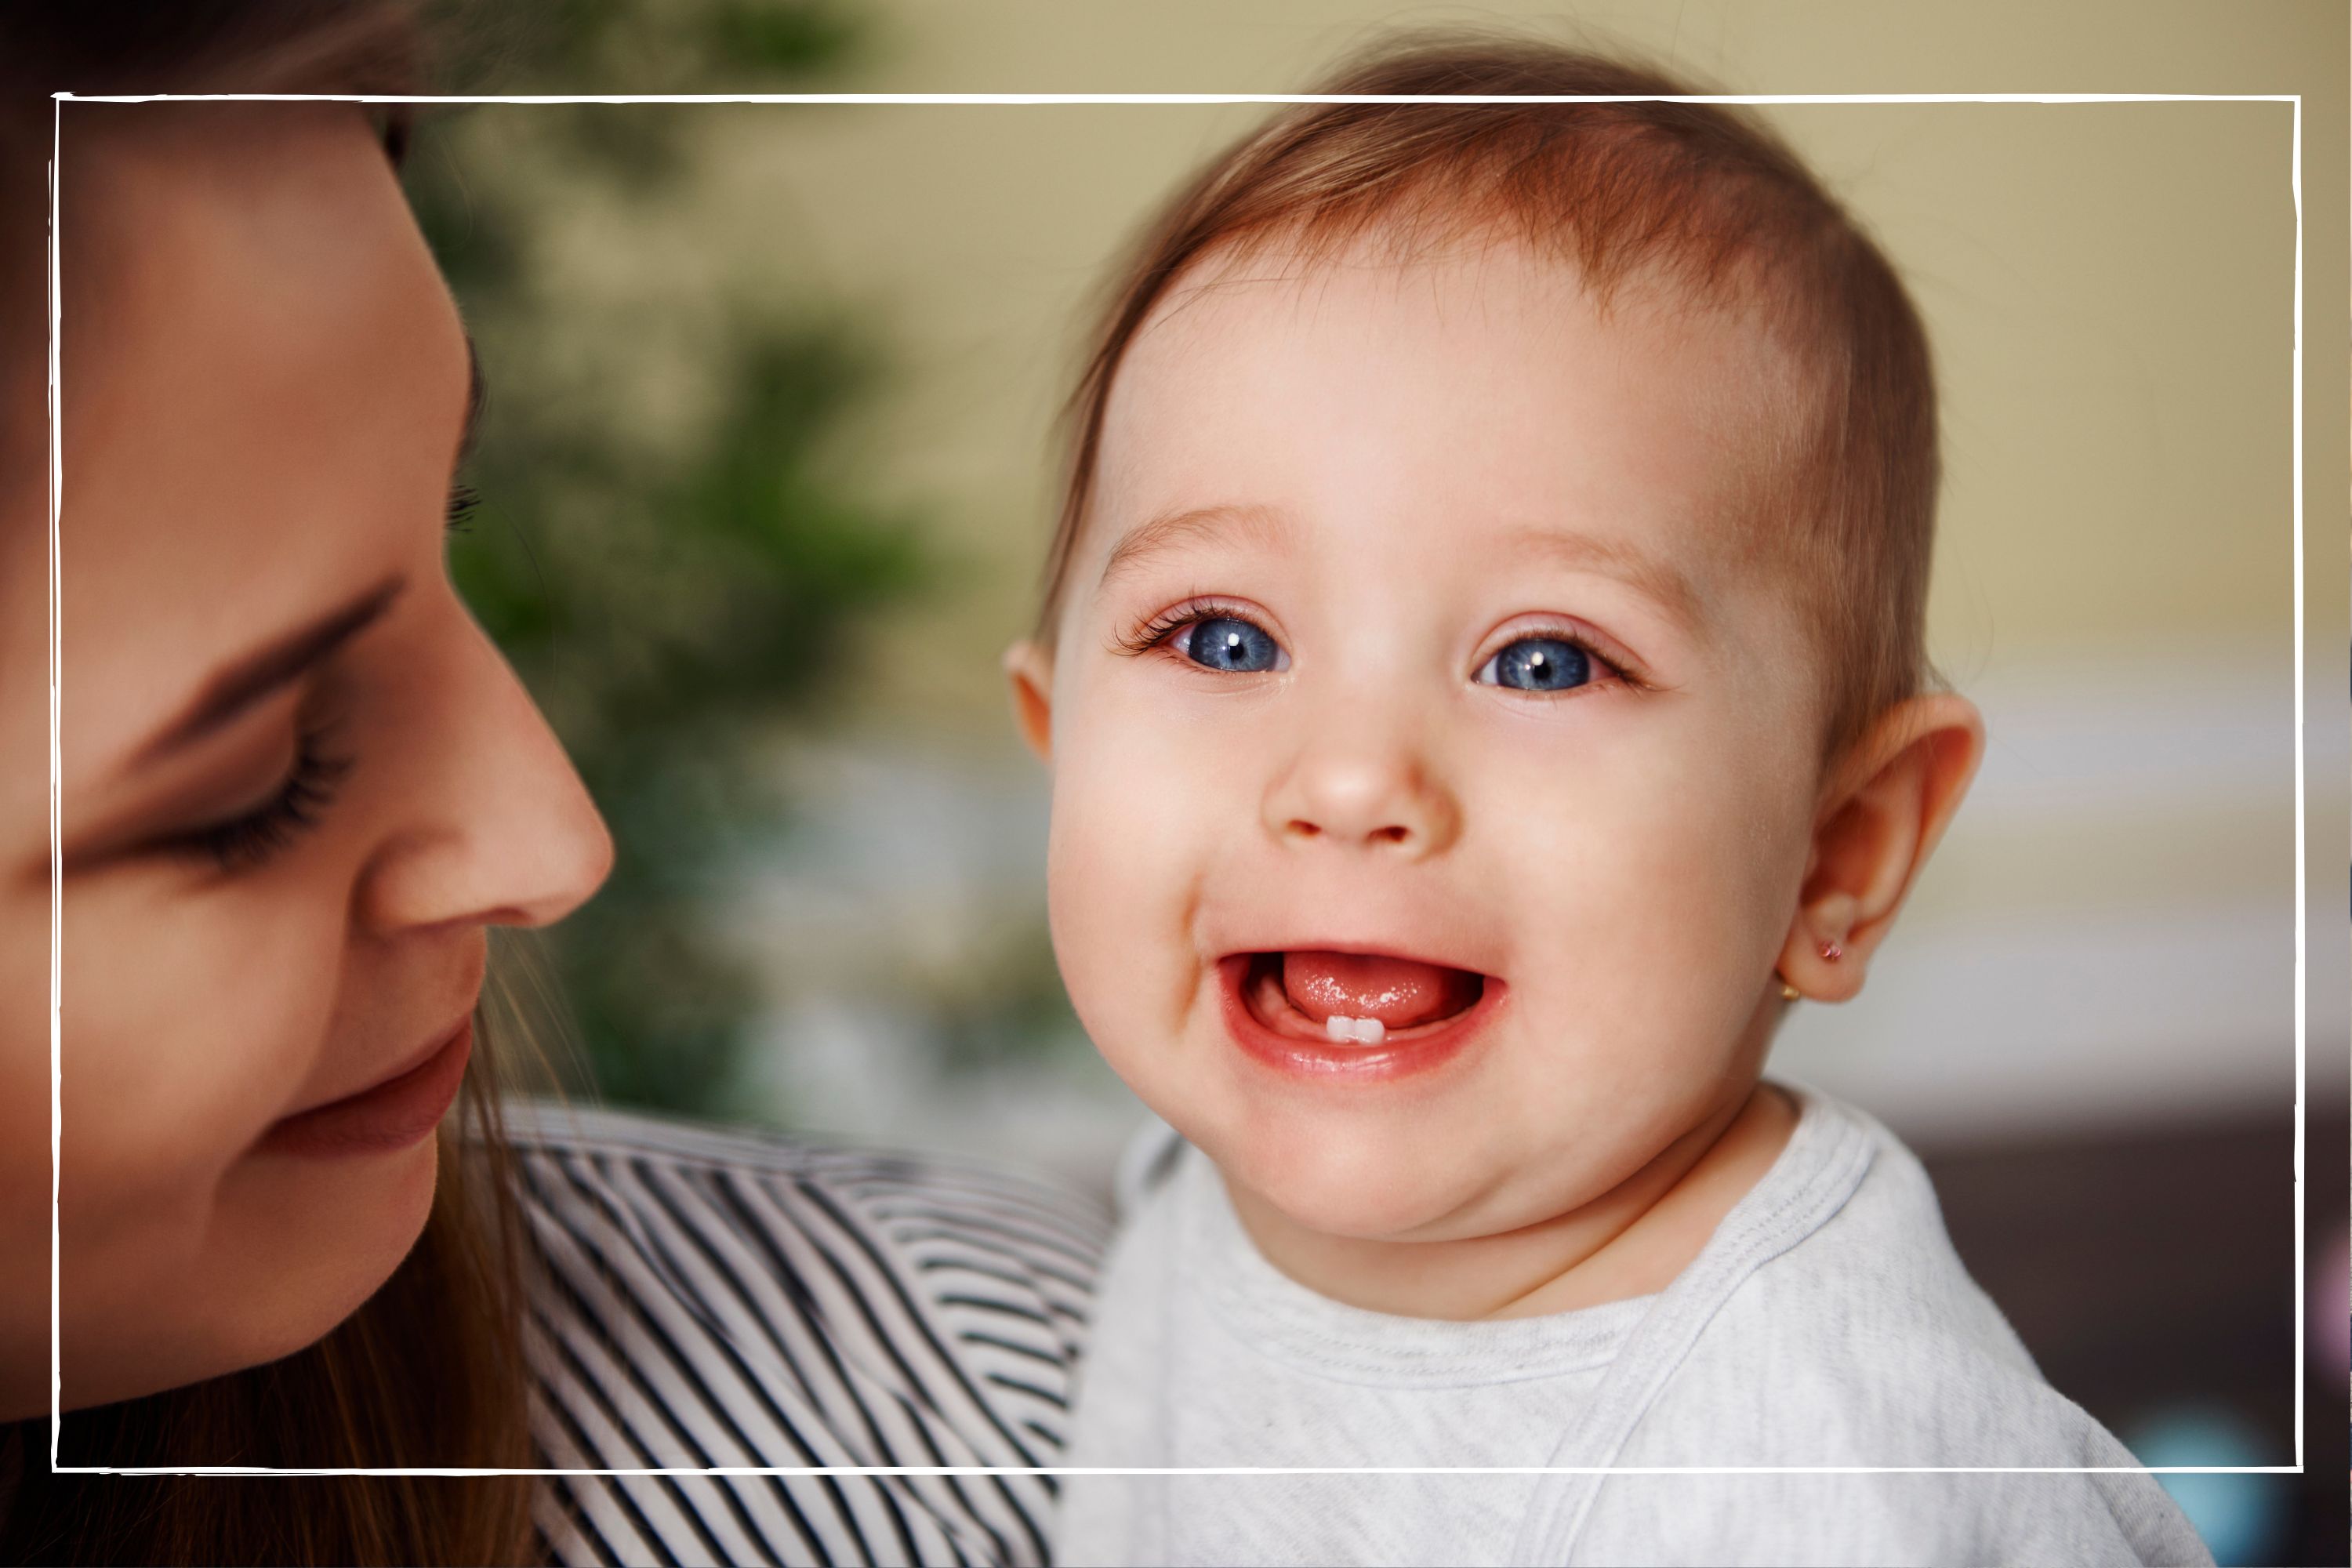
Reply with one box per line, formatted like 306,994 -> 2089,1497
1262,743 -> 1461,857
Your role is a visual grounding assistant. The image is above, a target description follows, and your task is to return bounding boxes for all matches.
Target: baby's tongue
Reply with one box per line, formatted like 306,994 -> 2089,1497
1280,950 -> 1480,1029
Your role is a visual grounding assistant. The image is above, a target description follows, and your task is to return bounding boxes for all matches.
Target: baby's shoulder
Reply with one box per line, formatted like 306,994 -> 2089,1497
1580,1116 -> 2209,1564
1090,1115 -> 1204,1326
1110,1112 -> 1192,1217
1637,1118 -> 2101,1467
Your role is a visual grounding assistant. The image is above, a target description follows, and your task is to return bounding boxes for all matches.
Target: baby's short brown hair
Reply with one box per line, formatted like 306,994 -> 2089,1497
1036,35 -> 1940,761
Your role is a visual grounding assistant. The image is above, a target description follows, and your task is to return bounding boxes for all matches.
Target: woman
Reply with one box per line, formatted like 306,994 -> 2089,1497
0,5 -> 1101,1563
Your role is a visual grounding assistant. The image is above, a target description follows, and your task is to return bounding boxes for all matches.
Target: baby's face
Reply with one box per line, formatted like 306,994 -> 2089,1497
1026,239 -> 1829,1243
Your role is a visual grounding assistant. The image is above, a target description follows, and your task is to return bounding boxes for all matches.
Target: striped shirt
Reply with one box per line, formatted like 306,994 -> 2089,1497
503,1101 -> 1109,1567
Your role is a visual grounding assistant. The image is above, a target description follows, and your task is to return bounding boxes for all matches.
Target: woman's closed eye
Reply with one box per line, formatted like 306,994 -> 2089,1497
158,725 -> 354,873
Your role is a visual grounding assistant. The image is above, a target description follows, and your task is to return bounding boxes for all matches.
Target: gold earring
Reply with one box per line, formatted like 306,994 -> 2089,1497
1778,975 -> 1801,1001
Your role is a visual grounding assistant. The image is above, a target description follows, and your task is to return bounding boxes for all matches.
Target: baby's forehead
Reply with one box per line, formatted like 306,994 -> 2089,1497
1126,227 -> 1790,364
1088,235 -> 1807,583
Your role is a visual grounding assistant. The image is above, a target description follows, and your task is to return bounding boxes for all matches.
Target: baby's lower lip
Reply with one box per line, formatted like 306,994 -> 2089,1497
1216,954 -> 1504,1083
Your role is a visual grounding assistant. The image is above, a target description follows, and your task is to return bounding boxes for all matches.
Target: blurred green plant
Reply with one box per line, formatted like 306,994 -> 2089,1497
405,0 -> 927,1114
425,0 -> 864,98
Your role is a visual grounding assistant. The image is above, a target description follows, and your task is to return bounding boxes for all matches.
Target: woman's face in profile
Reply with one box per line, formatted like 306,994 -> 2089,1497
0,105 -> 612,1418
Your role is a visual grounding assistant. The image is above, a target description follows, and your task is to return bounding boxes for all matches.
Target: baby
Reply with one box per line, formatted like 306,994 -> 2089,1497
1003,38 -> 2212,1568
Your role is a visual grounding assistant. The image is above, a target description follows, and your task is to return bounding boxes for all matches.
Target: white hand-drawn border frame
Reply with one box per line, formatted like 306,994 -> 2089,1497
45,89 -> 2307,1479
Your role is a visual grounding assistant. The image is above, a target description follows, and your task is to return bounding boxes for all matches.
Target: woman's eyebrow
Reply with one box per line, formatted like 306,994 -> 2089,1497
127,575 -> 408,770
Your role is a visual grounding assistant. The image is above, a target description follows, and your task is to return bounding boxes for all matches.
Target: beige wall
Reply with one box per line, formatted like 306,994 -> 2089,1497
707,2 -> 2347,731
496,0 -> 2346,1141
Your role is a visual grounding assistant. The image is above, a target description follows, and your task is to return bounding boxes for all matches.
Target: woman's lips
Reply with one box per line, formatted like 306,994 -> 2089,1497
1218,953 -> 1504,1082
256,1016 -> 474,1161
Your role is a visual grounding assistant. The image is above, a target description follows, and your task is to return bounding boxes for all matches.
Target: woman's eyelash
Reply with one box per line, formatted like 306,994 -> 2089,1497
445,482 -> 481,533
167,729 -> 354,873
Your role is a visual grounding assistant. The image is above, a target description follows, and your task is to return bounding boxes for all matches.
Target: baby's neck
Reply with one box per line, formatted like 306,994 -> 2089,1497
1222,1080 -> 1798,1321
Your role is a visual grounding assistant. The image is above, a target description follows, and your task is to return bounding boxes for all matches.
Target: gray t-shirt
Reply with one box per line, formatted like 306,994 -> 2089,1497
1058,1083 -> 2211,1567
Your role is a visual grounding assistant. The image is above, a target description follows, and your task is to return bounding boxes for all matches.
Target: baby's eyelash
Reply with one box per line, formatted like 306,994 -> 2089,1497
1112,604 -> 1647,693
1110,597 -> 1252,659
1500,627 -> 1629,682
166,727 -> 354,873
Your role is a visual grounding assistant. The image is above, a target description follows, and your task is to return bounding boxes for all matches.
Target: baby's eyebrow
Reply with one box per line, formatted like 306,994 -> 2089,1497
1097,505 -> 1704,633
1097,503 -> 1288,589
1502,524 -> 1705,633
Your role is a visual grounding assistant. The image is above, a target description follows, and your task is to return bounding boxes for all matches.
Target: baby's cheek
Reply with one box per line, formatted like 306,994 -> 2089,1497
1484,732 -> 1791,1062
1042,731 -> 1210,1076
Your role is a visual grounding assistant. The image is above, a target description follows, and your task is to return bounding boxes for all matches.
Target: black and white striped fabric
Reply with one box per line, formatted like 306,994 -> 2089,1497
502,1101 -> 1109,1567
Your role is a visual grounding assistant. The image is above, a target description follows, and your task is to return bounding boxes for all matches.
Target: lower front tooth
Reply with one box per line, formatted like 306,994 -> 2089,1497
1325,1014 -> 1352,1043
1353,1018 -> 1387,1045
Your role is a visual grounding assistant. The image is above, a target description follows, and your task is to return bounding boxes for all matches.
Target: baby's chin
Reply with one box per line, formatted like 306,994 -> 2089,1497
1198,1111 -> 1512,1243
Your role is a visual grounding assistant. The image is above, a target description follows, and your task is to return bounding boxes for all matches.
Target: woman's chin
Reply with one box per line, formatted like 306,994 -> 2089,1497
62,1134 -> 443,1413
245,1133 -> 444,1351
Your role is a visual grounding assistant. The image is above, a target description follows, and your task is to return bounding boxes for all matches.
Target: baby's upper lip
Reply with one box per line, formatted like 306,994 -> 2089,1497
1213,935 -> 1497,978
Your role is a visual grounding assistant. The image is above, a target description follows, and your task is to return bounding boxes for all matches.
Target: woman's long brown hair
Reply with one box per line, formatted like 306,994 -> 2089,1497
0,1052 -> 542,1565
1,5 -> 547,1562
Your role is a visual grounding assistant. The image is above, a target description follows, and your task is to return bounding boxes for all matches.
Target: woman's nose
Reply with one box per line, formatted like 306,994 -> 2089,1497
357,612 -> 614,935
1260,724 -> 1461,858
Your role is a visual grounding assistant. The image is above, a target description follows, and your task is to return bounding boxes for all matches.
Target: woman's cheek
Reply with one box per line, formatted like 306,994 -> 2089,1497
59,873 -> 343,1229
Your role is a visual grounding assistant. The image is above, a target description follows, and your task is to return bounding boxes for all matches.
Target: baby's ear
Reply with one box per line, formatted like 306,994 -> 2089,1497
1778,692 -> 1984,1003
1002,640 -> 1055,763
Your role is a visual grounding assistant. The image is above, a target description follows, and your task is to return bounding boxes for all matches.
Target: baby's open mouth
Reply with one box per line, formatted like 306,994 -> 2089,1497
1241,950 -> 1487,1046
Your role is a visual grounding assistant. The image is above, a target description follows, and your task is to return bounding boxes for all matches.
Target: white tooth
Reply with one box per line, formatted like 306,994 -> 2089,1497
1325,1014 -> 1352,1043
1355,1018 -> 1387,1045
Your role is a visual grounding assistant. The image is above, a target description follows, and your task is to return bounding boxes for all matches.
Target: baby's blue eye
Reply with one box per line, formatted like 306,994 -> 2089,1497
1480,637 -> 1591,692
1182,615 -> 1284,673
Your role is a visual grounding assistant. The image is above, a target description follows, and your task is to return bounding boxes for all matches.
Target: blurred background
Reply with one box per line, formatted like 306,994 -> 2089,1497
403,2 -> 2348,1560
